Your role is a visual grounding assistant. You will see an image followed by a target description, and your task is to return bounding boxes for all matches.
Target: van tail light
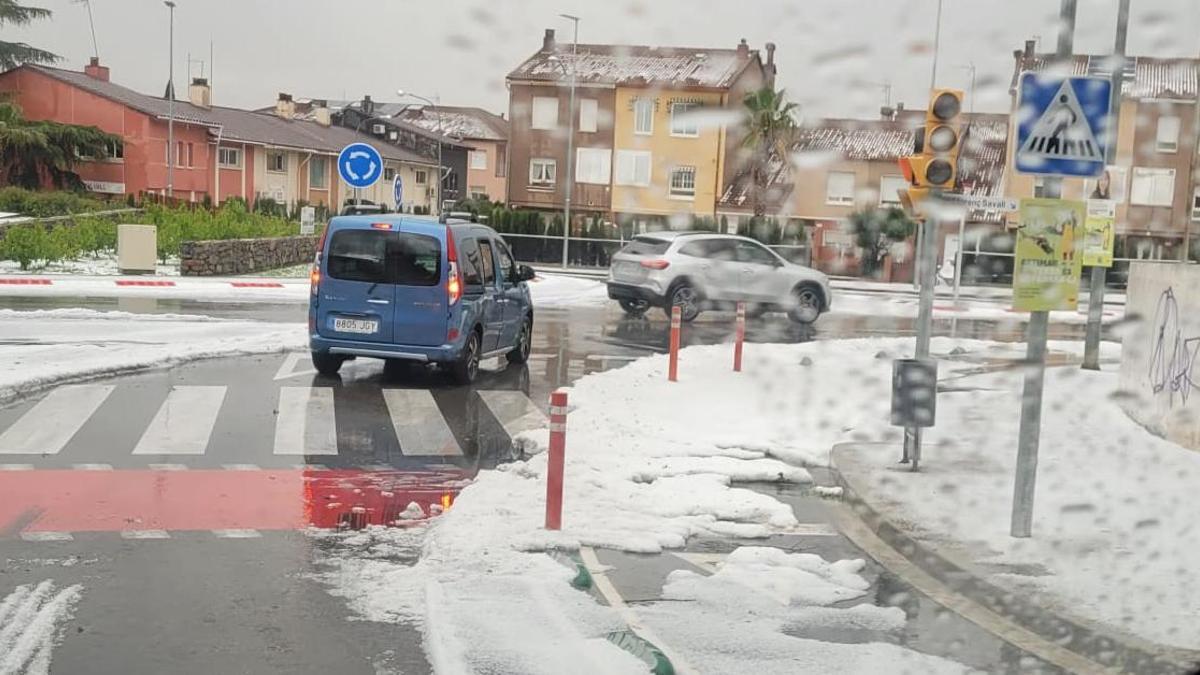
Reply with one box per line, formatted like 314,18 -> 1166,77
310,255 -> 321,296
446,229 -> 463,306
640,259 -> 670,270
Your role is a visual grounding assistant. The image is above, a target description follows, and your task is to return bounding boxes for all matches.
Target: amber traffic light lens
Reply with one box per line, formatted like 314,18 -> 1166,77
931,92 -> 960,121
928,125 -> 957,152
925,159 -> 953,185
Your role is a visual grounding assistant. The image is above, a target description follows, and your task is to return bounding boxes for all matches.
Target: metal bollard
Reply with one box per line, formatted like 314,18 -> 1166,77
545,389 -> 568,530
669,305 -> 681,382
734,301 -> 745,372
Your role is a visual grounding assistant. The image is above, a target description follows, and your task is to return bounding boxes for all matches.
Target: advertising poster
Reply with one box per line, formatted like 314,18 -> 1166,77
1082,199 -> 1116,267
1013,198 -> 1086,311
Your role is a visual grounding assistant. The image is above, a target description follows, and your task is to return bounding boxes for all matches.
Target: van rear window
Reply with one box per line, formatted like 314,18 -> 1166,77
620,237 -> 670,256
326,230 -> 441,286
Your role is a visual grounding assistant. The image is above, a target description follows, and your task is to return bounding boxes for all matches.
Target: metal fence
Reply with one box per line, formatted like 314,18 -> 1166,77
495,232 -> 812,268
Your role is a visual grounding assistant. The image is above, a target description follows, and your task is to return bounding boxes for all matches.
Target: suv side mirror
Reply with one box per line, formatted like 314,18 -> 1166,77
517,264 -> 536,282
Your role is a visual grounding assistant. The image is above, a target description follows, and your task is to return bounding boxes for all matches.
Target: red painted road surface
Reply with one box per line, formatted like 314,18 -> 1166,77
0,468 -> 471,534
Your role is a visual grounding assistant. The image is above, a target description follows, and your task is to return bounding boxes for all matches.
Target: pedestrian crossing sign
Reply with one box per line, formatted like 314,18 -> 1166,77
1015,74 -> 1113,177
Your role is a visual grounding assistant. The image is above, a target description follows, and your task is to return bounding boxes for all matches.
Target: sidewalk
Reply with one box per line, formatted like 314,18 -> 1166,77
829,359 -> 1200,672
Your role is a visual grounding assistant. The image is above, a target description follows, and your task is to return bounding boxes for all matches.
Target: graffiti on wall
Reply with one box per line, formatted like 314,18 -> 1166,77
1147,286 -> 1200,406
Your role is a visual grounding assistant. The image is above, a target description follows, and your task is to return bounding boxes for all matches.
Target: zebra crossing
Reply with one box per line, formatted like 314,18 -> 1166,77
0,382 -> 547,469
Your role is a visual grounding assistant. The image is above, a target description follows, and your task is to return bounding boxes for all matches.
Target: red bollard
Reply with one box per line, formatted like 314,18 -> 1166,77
668,305 -> 681,382
545,389 -> 568,530
734,301 -> 745,372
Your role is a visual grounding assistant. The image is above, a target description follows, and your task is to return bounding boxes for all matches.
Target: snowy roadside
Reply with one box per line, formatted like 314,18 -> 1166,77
0,308 -> 304,404
313,338 -> 1095,673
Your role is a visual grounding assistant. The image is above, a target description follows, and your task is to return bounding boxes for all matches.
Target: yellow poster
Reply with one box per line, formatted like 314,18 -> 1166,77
1081,199 -> 1116,267
1012,198 -> 1085,311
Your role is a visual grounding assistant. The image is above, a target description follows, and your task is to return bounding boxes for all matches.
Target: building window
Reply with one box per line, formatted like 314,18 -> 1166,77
634,98 -> 654,135
579,98 -> 598,133
615,150 -> 651,187
575,148 -> 612,185
531,96 -> 559,130
415,170 -> 428,185
218,147 -> 241,168
1033,176 -> 1047,198
1130,167 -> 1174,206
529,158 -> 556,188
496,145 -> 507,177
825,171 -> 855,205
879,175 -> 908,206
670,102 -> 699,137
266,151 -> 286,173
668,166 -> 696,199
104,139 -> 123,161
175,141 -> 193,167
469,150 -> 488,171
1192,186 -> 1200,221
383,167 -> 396,181
309,155 -> 329,189
471,186 -> 488,200
1156,116 -> 1180,153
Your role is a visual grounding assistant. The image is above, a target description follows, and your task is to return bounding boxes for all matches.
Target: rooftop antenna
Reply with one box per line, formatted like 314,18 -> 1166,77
72,0 -> 100,59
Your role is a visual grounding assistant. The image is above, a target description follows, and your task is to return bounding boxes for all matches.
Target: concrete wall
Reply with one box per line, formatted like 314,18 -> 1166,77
1118,261 -> 1200,450
180,235 -> 318,276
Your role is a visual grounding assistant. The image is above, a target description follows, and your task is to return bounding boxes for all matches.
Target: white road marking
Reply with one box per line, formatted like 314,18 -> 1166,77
120,529 -> 169,539
273,387 -> 338,455
212,529 -> 261,538
579,546 -> 695,674
132,386 -> 226,455
221,463 -> 260,471
790,523 -> 840,536
670,552 -> 728,574
478,390 -> 547,439
273,352 -> 317,381
71,464 -> 112,471
148,463 -> 188,471
382,389 -> 462,457
18,532 -> 72,542
0,385 -> 114,455
0,464 -> 34,471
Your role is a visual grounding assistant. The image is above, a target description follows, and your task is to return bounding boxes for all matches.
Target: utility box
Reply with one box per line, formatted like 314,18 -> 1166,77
890,358 -> 938,428
117,224 -> 157,274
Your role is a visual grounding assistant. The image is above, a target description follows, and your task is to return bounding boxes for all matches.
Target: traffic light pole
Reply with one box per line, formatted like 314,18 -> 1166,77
1081,0 -> 1128,371
1011,0 -> 1075,539
903,195 -> 940,470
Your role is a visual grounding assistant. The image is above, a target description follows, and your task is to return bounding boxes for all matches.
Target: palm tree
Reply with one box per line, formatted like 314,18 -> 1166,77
740,87 -> 798,219
0,0 -> 59,70
0,102 -> 117,189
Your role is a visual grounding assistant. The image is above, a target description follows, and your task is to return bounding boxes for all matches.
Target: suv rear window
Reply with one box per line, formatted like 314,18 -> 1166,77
326,230 -> 441,286
620,237 -> 670,256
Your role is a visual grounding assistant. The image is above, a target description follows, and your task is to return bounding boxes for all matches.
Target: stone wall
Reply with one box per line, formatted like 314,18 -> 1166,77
180,235 -> 318,276
1117,261 -> 1200,451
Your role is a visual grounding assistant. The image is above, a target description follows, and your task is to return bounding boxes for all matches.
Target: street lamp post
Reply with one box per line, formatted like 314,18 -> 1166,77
397,91 -> 444,216
164,0 -> 176,198
557,13 -> 580,269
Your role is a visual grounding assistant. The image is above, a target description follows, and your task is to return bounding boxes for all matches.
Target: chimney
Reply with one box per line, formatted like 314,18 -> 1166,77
275,92 -> 295,120
736,38 -> 749,58
764,42 -> 777,86
362,94 -> 374,116
188,77 -> 211,109
312,99 -> 331,127
84,56 -> 109,82
1024,39 -> 1036,58
542,28 -> 556,53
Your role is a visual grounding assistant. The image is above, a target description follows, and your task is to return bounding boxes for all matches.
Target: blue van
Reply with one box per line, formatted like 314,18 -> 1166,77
308,215 -> 536,384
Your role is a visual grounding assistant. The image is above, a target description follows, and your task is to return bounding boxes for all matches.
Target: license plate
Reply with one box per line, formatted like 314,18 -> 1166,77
332,317 -> 378,334
614,261 -> 644,281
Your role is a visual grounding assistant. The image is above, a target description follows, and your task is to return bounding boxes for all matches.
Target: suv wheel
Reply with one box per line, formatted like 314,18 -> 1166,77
788,285 -> 823,324
618,299 -> 650,317
451,331 -> 481,384
666,283 -> 702,322
507,316 -> 532,364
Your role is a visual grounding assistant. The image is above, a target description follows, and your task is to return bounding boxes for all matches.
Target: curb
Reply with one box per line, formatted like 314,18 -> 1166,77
829,443 -> 1199,675
546,550 -> 676,675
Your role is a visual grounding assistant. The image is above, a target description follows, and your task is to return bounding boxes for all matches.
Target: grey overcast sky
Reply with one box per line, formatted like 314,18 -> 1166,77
8,0 -> 1200,120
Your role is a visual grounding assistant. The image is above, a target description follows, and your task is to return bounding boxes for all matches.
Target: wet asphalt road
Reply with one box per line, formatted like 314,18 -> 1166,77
0,295 -> 1096,674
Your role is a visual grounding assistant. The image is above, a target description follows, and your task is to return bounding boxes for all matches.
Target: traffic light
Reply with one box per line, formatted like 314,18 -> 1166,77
899,88 -> 964,190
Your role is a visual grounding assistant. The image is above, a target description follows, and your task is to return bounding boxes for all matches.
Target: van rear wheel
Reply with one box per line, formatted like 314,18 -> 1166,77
450,331 -> 481,385
311,351 -> 344,376
507,316 -> 533,364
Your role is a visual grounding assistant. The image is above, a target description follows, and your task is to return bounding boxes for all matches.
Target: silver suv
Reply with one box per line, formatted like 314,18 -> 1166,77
606,232 -> 832,323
